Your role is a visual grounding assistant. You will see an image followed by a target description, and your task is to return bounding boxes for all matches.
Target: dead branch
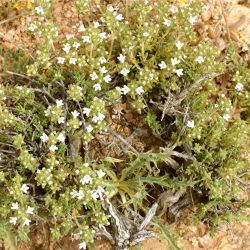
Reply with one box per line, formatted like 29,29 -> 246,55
107,127 -> 139,154
96,195 -> 158,250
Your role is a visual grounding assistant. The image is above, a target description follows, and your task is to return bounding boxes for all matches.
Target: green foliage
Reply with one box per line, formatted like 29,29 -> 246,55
145,111 -> 161,135
0,0 -> 249,249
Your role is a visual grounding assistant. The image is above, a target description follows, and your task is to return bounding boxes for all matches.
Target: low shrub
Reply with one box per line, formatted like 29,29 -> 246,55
0,0 -> 249,249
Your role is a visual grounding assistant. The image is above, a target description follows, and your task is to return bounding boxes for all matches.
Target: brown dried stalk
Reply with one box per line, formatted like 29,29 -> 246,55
95,195 -> 158,250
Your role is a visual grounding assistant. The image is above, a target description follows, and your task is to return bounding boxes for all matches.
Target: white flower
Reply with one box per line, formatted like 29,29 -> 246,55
71,110 -> 80,119
73,190 -> 84,200
117,54 -> 126,63
170,5 -> 178,13
27,206 -> 34,215
97,169 -> 106,178
90,190 -> 99,200
9,217 -> 17,225
176,68 -> 183,77
187,120 -> 195,128
189,15 -> 198,25
158,61 -> 167,69
93,83 -> 101,91
49,145 -> 58,152
98,113 -> 105,121
90,72 -> 98,80
44,108 -> 50,116
223,114 -> 230,121
73,42 -> 80,49
82,35 -> 90,43
143,32 -> 149,37
57,57 -> 65,64
136,86 -> 144,95
99,57 -> 107,64
21,184 -> 29,194
104,74 -> 112,83
92,113 -> 105,123
99,66 -> 108,74
235,82 -> 243,91
73,231 -> 82,241
163,18 -> 171,27
23,218 -> 31,226
79,190 -> 85,199
78,24 -> 85,32
83,163 -> 89,167
28,24 -> 38,32
171,57 -> 180,66
40,133 -> 49,142
80,175 -> 93,185
79,242 -> 87,250
83,107 -> 91,117
196,56 -> 205,64
86,125 -> 93,133
176,41 -> 184,50
121,85 -> 130,95
69,57 -> 77,65
99,32 -> 107,40
107,5 -> 115,12
56,99 -> 64,107
70,189 -> 79,198
58,117 -> 65,124
116,14 -> 124,21
57,133 -> 65,142
120,68 -> 130,76
11,202 -> 19,210
93,21 -> 101,28
35,6 -> 44,15
63,43 -> 71,53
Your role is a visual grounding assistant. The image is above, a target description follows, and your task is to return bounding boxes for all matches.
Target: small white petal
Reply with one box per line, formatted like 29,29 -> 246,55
175,68 -> 183,77
93,83 -> 102,91
136,86 -> 144,95
223,114 -> 230,121
11,202 -> 19,210
10,217 -> 17,225
40,133 -> 49,142
49,145 -> 58,152
104,75 -> 112,83
171,57 -> 180,66
120,68 -> 130,76
21,184 -> 29,194
116,14 -> 124,21
79,242 -> 87,250
189,15 -> 198,25
176,41 -> 184,50
158,61 -> 167,69
83,108 -> 91,117
71,110 -> 80,119
121,85 -> 130,95
195,56 -> 205,64
235,82 -> 243,91
23,218 -> 31,226
57,133 -> 65,142
86,125 -> 93,133
187,120 -> 194,128
117,54 -> 126,63
27,206 -> 34,215
56,99 -> 64,107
